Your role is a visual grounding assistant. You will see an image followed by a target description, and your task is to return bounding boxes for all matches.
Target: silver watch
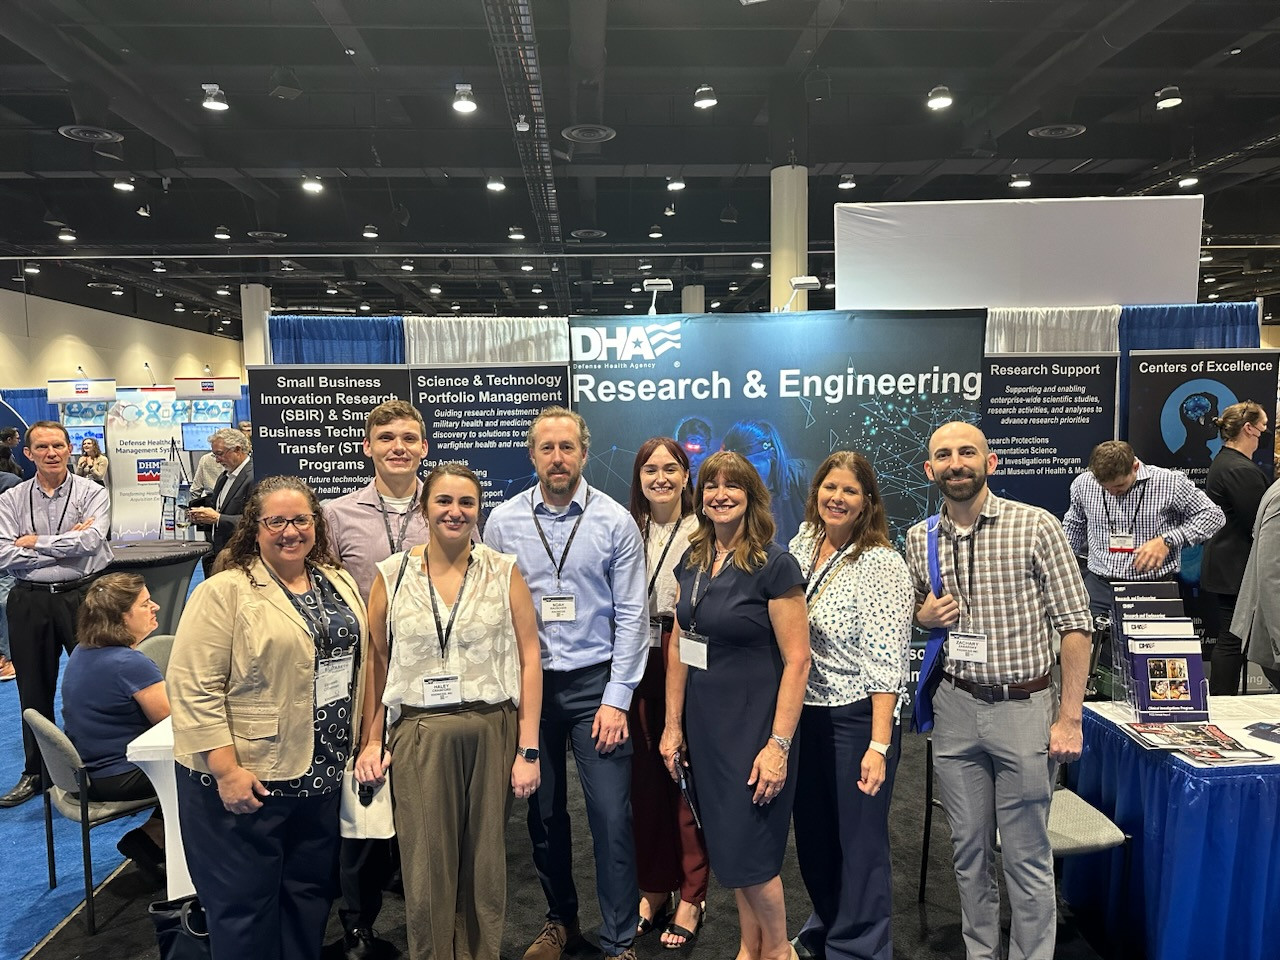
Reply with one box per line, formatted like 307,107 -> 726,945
769,734 -> 792,754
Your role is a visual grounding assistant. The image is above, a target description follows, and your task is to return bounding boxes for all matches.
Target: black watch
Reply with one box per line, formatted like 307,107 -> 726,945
516,745 -> 540,762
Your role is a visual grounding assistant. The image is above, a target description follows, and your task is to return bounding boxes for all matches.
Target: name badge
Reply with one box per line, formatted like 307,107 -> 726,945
316,654 -> 354,707
541,595 -> 577,622
648,619 -> 664,649
949,632 -> 988,664
1109,532 -> 1136,553
423,675 -> 462,707
679,631 -> 708,670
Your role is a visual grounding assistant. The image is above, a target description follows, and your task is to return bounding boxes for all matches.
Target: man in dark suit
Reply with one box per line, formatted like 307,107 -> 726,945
188,427 -> 254,576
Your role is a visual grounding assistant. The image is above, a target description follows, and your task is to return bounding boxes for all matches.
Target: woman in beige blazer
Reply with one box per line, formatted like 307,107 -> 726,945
169,475 -> 369,960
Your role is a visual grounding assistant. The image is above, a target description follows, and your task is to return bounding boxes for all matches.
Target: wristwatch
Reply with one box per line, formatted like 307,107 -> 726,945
516,746 -> 540,762
869,740 -> 892,758
769,734 -> 792,754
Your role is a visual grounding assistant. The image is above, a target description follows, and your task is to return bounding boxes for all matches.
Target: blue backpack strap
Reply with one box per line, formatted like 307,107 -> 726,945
911,513 -> 948,733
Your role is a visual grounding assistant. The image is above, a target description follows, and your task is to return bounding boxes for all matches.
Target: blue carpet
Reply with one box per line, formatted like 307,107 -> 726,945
0,663 -> 150,957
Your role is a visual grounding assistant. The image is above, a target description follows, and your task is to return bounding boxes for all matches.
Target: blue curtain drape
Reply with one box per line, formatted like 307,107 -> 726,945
1117,302 -> 1260,438
269,314 -> 405,364
235,386 -> 251,426
0,388 -> 56,427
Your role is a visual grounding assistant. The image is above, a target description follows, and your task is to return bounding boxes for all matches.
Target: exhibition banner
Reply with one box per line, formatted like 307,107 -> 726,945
104,387 -> 188,539
983,353 -> 1118,520
409,363 -> 570,512
248,365 -> 410,500
1127,349 -> 1279,486
569,310 -> 987,548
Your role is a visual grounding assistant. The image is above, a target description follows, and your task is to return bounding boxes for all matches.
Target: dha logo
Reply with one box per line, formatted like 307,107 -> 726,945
200,380 -> 215,391
572,321 -> 681,362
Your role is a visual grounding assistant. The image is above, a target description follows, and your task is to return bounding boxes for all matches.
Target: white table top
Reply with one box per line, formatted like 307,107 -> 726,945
1087,694 -> 1280,769
126,714 -> 173,763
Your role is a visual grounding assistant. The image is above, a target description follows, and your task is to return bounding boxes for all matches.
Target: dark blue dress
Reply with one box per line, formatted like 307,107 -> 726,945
675,542 -> 805,887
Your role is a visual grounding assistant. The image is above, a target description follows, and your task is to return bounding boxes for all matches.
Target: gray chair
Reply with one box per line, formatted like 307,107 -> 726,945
137,633 -> 176,676
22,709 -> 158,935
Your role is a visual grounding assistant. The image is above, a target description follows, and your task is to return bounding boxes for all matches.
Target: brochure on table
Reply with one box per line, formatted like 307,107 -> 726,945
1110,581 -> 1209,723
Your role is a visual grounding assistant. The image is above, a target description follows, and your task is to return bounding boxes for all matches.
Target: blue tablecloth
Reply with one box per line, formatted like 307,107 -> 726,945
1061,707 -> 1280,960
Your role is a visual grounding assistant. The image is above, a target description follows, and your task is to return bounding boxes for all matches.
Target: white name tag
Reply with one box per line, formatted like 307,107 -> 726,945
649,619 -> 664,649
541,595 -> 577,622
315,654 -> 354,707
949,632 -> 989,664
1109,532 -> 1136,553
679,632 -> 708,670
423,675 -> 462,707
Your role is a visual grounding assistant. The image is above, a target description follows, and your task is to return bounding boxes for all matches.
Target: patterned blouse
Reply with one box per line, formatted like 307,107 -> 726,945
788,522 -> 913,709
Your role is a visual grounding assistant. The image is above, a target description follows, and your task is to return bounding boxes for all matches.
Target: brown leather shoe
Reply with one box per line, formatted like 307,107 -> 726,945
524,919 -> 580,960
606,948 -> 638,960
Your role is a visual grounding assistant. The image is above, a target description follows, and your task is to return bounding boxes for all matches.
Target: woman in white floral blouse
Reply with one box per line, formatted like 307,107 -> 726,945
787,451 -> 912,960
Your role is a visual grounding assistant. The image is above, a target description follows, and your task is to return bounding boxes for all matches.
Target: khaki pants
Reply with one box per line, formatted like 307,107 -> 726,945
391,701 -> 516,960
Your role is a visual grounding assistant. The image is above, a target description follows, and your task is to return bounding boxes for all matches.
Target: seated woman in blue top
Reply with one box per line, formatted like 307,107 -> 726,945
62,572 -> 170,874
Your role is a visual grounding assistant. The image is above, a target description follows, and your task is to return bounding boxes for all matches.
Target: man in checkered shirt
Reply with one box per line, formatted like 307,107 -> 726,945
907,422 -> 1092,960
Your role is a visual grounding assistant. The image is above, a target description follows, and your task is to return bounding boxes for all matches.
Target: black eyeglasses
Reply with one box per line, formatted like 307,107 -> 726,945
259,514 -> 315,533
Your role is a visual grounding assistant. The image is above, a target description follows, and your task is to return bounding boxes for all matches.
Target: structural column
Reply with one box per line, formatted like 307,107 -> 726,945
681,284 -> 705,314
239,283 -> 271,366
770,164 -> 808,311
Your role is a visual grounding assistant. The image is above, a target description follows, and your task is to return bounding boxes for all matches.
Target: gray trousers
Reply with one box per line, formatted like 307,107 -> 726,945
932,678 -> 1056,960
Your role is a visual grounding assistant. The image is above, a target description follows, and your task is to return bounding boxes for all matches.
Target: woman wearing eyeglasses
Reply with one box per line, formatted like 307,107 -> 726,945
169,475 -> 368,960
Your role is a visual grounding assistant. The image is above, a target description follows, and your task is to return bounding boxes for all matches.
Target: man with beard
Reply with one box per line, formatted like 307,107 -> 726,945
906,422 -> 1091,960
485,406 -> 648,960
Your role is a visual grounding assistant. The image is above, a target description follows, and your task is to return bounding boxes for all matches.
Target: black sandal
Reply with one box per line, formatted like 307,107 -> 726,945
662,901 -> 706,949
637,894 -> 675,937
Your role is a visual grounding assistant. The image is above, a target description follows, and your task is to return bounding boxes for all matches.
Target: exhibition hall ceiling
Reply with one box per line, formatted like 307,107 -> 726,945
0,0 -> 1278,337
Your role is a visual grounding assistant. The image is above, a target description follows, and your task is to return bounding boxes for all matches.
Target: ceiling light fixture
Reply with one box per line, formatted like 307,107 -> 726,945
362,224 -> 379,239
664,204 -> 676,217
639,260 -> 653,272
838,174 -> 856,190
538,301 -> 549,311
693,83 -> 717,109
926,85 -> 953,110
631,283 -> 642,293
152,260 -> 166,273
508,225 -> 526,240
515,114 -> 530,133
453,83 -> 477,114
625,301 -> 636,310
220,317 -> 231,325
302,175 -> 324,194
24,262 -> 39,275
486,176 -> 506,192
136,204 -> 151,217
824,278 -> 836,290
325,283 -> 338,295
1229,47 -> 1243,56
359,301 -> 371,311
1178,174 -> 1200,189
213,224 -> 231,240
1199,252 -> 1213,263
154,289 -> 163,297
201,83 -> 229,111
400,259 -> 414,272
451,301 -> 462,311
344,48 -> 356,56
531,283 -> 543,294
281,260 -> 295,272
1155,85 -> 1182,110
57,226 -> 76,242
751,256 -> 765,270
728,281 -> 739,292
173,301 -> 185,312
1207,292 -> 1219,300
216,285 -> 231,296
113,177 -> 135,192
667,176 -> 685,192
649,224 -> 664,238
719,203 -> 739,224
520,260 -> 534,272
1203,275 -> 1216,283
1009,172 -> 1032,188
110,286 -> 124,296
710,300 -> 721,309
428,282 -> 442,295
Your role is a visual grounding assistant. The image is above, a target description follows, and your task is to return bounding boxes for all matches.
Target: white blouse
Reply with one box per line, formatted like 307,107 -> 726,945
788,522 -> 913,709
643,513 -> 699,620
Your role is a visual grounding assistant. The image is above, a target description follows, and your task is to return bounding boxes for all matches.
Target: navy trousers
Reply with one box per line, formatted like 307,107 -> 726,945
529,662 -> 638,957
176,770 -> 341,960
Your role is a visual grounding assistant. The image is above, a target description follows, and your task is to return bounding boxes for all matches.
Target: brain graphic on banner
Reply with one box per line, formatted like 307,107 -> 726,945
569,310 -> 987,548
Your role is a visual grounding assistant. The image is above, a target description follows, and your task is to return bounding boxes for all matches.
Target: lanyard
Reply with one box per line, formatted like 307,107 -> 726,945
644,514 -> 683,600
805,533 -> 852,604
29,480 -> 74,536
425,550 -> 474,659
376,491 -> 413,555
266,565 -> 334,655
687,549 -> 730,633
948,522 -> 980,623
1101,478 -> 1148,533
530,488 -> 591,583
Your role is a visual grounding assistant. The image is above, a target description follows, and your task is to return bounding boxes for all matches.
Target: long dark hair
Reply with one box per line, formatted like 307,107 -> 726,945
686,451 -> 774,573
219,475 -> 338,579
802,451 -> 891,564
628,437 -> 694,527
419,462 -> 483,537
721,418 -> 796,501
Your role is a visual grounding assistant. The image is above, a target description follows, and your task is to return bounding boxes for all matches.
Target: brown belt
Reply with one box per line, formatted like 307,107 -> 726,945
944,672 -> 1051,704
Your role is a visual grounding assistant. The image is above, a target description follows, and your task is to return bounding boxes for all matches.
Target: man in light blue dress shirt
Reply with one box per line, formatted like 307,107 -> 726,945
485,406 -> 648,960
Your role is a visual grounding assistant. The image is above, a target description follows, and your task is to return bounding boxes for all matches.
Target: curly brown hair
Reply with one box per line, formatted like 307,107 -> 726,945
218,475 -> 338,579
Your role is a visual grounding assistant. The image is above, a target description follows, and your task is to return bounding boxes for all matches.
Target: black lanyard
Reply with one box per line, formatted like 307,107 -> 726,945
266,564 -> 335,655
644,515 -> 683,601
1101,478 -> 1148,533
805,533 -> 852,603
376,491 -> 413,554
687,551 -> 730,634
425,550 -> 474,659
531,488 -> 592,583
948,521 -> 980,622
29,480 -> 74,536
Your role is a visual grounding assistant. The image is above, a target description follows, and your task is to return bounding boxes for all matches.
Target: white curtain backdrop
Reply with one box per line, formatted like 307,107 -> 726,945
404,316 -> 569,364
985,305 -> 1121,354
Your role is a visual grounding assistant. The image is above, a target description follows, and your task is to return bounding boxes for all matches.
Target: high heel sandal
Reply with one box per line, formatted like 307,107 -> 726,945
637,893 -> 675,937
662,900 -> 706,950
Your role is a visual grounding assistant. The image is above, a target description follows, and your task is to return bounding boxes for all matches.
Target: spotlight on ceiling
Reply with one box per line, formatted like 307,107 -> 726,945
639,259 -> 654,271
508,225 -> 526,240
136,204 -> 151,217
664,204 -> 676,217
515,114 -> 530,133
113,177 -> 136,192
728,281 -> 739,292
1178,174 -> 1200,189
486,176 -> 506,192
57,226 -> 76,242
693,84 -> 717,109
361,224 -> 379,239
648,224 -> 664,238
1203,275 -> 1217,283
216,285 -> 231,296
453,83 -> 477,114
926,85 -> 953,110
1155,85 -> 1183,110
213,224 -> 231,240
451,301 -> 462,311
667,176 -> 686,192
359,301 -> 371,311
719,203 -> 739,224
173,301 -> 185,312
400,259 -> 414,272
750,256 -> 765,270
710,300 -> 721,309
1009,172 -> 1032,189
325,283 -> 338,295
531,283 -> 543,294
1207,292 -> 1219,300
111,286 -> 124,296
201,83 -> 229,111
24,262 -> 40,275
838,174 -> 856,190
520,260 -> 534,272
1199,251 -> 1213,263
538,301 -> 549,311
631,283 -> 642,293
152,260 -> 166,273
824,278 -> 836,290
302,175 -> 324,194
428,282 -> 442,295
281,260 -> 295,272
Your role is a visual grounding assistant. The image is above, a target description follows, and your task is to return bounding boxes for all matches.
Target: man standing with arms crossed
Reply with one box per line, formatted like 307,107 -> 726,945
0,421 -> 113,807
323,400 -> 432,960
908,422 -> 1092,960
485,406 -> 648,960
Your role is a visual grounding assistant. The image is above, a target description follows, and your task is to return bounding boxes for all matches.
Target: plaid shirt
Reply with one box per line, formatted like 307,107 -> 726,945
1062,462 -> 1224,580
906,491 -> 1091,685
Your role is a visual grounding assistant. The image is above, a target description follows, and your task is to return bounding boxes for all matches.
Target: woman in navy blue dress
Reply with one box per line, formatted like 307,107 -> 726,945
661,451 -> 810,960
